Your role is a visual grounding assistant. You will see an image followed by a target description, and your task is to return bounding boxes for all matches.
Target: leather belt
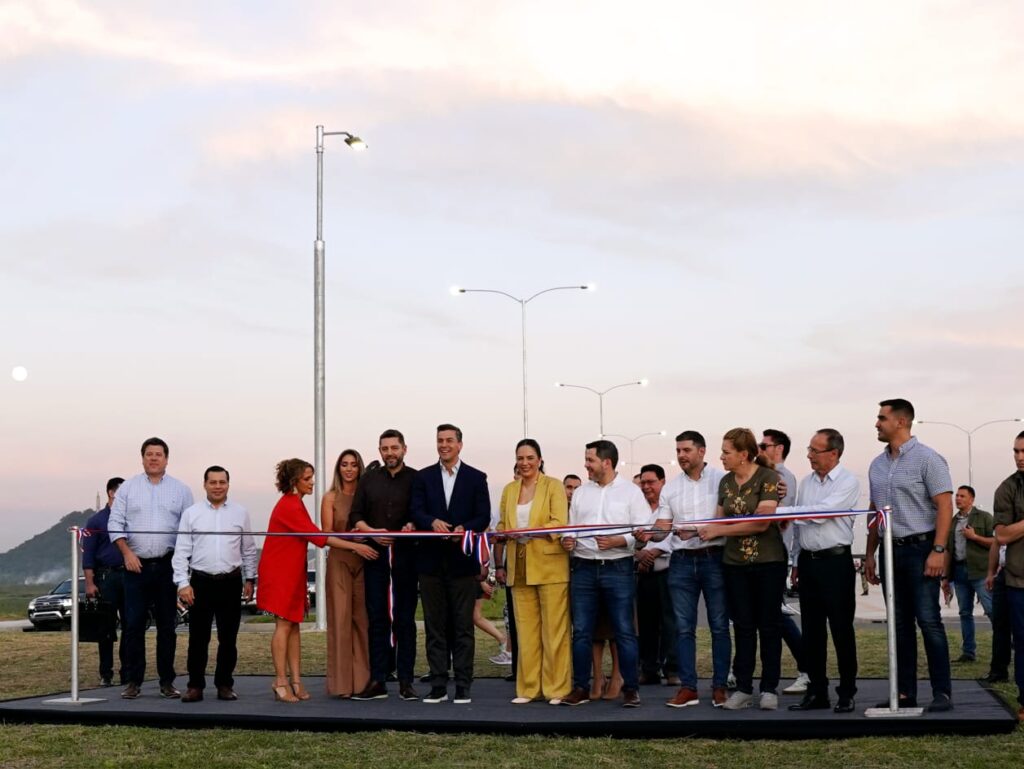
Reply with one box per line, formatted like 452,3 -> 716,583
892,531 -> 933,547
800,544 -> 851,560
191,568 -> 241,581
572,556 -> 631,567
139,551 -> 173,563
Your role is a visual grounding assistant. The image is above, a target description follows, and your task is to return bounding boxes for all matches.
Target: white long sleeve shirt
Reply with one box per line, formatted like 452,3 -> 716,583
172,498 -> 258,588
569,474 -> 652,560
656,464 -> 726,551
779,464 -> 861,554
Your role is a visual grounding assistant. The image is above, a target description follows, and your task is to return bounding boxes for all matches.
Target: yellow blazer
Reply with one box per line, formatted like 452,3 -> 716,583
497,474 -> 569,586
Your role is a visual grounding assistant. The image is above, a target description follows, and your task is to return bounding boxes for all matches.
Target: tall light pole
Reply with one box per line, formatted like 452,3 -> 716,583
452,284 -> 594,436
600,431 -> 666,471
915,418 -> 1022,487
555,379 -> 648,436
313,125 -> 365,631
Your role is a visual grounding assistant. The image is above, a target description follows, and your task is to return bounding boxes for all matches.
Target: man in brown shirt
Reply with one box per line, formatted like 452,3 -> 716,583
993,430 -> 1024,721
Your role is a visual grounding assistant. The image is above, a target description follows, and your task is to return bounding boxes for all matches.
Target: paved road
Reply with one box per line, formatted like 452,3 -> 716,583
0,619 -> 31,632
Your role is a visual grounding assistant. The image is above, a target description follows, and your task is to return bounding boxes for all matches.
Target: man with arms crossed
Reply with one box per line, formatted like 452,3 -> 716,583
108,437 -> 194,700
865,399 -> 954,711
173,466 -> 257,702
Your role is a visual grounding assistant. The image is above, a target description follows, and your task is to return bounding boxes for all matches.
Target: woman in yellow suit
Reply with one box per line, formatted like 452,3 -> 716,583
494,438 -> 572,705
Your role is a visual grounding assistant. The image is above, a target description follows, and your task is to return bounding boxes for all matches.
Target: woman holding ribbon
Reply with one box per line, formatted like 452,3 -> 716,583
494,438 -> 572,704
257,458 -> 377,703
321,449 -> 376,698
697,428 -> 785,711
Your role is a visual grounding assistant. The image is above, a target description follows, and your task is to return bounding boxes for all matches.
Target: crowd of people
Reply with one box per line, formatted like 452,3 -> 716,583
79,399 -> 1024,721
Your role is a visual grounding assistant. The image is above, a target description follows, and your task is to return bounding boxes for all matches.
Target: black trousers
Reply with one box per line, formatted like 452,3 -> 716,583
724,561 -> 786,695
420,564 -> 477,689
990,570 -> 1012,678
364,543 -> 419,684
636,568 -> 678,677
123,553 -> 178,686
797,549 -> 858,699
186,570 -> 243,690
94,568 -> 126,683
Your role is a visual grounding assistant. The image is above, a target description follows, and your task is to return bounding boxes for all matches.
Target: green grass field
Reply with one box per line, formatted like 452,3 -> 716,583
0,614 -> 1020,768
0,584 -> 46,621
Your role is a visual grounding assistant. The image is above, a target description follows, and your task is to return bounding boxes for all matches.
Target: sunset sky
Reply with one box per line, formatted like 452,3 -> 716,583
1,1 -> 1022,554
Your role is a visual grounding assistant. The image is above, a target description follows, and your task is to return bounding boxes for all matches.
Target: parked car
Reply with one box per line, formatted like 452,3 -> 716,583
27,577 -> 85,629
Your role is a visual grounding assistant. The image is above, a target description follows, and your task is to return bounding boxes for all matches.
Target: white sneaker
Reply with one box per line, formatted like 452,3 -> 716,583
488,650 -> 513,666
721,691 -> 753,710
759,692 -> 778,710
782,672 -> 810,694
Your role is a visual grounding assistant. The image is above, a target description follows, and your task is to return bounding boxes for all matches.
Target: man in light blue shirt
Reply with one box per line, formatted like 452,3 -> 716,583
109,437 -> 194,700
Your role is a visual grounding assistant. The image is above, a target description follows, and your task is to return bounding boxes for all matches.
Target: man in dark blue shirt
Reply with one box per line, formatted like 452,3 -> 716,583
83,477 -> 125,686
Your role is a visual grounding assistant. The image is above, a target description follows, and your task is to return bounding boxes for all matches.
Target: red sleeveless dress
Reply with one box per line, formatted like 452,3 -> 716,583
256,494 -> 328,622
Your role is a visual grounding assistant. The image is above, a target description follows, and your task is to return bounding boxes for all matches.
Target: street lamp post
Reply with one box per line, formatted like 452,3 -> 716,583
312,125 -> 365,632
555,379 -> 648,436
600,431 -> 666,471
915,418 -> 1023,487
453,284 -> 593,436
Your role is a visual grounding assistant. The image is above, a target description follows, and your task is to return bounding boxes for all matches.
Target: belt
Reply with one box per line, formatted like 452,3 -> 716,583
191,568 -> 242,581
572,556 -> 631,567
800,544 -> 851,560
678,546 -> 723,559
892,532 -> 933,547
138,551 -> 173,563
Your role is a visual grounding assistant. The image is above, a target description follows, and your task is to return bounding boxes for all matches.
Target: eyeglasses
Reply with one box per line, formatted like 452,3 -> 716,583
758,442 -> 775,450
806,446 -> 834,455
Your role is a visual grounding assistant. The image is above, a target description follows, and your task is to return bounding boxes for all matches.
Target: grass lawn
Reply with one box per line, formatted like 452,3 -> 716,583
0,618 -> 1020,767
0,584 -> 45,621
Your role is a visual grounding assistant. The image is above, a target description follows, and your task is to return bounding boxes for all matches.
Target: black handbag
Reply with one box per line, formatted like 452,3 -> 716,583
78,599 -> 118,643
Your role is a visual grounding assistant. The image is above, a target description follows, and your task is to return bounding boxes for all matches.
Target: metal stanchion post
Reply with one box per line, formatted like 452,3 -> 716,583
43,527 -> 104,705
865,506 -> 923,718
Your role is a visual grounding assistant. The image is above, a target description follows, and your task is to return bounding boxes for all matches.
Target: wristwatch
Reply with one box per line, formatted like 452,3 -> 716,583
932,544 -> 946,554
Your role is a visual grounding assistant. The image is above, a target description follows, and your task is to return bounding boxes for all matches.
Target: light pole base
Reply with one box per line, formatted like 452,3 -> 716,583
864,706 -> 926,718
41,697 -> 106,706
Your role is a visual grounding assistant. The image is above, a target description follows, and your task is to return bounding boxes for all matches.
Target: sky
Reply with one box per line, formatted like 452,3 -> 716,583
1,0 -> 1022,553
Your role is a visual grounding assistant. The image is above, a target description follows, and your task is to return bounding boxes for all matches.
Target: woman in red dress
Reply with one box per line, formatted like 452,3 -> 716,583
257,458 -> 364,702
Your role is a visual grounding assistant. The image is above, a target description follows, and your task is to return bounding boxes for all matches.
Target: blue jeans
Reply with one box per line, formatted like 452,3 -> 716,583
123,553 -> 178,687
951,560 -> 993,658
667,548 -> 730,690
1006,586 -> 1024,706
570,557 -> 639,691
879,537 -> 951,700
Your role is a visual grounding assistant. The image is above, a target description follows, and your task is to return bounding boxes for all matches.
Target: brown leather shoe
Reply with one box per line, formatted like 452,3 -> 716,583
559,687 -> 591,706
120,682 -> 141,700
622,689 -> 641,708
712,687 -> 728,708
666,687 -> 699,708
353,680 -> 389,700
181,687 -> 203,703
159,684 -> 180,699
216,686 -> 238,701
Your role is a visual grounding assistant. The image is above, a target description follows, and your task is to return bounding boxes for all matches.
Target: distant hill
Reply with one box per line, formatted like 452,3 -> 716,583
0,510 -> 93,585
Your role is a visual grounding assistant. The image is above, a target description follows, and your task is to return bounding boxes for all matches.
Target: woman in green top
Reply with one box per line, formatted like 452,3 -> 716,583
698,427 -> 785,711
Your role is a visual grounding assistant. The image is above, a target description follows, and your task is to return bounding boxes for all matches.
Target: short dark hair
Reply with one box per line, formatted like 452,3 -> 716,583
816,428 -> 845,458
275,458 -> 313,494
639,463 -> 665,481
106,477 -> 124,494
763,429 -> 792,460
879,398 -> 915,422
586,439 -> 619,469
140,437 -> 169,457
958,485 -> 976,498
437,423 -> 463,442
379,429 -> 405,445
204,465 -> 229,482
675,430 -> 706,448
563,474 -> 581,483
1016,430 -> 1024,441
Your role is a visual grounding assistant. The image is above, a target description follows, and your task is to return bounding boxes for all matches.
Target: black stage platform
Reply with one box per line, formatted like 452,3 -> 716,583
1,677 -> 1015,739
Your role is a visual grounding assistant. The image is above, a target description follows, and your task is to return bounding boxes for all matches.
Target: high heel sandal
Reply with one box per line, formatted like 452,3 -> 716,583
272,682 -> 299,702
291,681 -> 312,701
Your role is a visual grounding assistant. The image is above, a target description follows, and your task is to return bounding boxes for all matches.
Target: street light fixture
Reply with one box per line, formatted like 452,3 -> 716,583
600,431 -> 667,471
452,284 -> 594,436
555,379 -> 648,436
312,124 -> 365,632
915,418 -> 1023,487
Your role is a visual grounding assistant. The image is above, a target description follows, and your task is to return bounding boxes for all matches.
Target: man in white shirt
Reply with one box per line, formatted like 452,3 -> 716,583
172,466 -> 257,703
641,430 -> 730,709
560,440 -> 651,707
635,464 -> 678,686
778,429 -> 860,714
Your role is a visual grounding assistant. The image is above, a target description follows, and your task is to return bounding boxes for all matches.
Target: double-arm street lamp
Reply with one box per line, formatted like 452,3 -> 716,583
452,284 -> 594,436
915,417 -> 1022,487
555,379 -> 648,437
312,125 -> 365,631
600,431 -> 667,471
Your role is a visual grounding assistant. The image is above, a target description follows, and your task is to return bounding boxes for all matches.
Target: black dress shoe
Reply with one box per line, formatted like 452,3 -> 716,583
100,677 -> 113,687
983,673 -> 1009,684
788,694 -> 831,711
927,693 -> 953,712
423,686 -> 448,704
352,681 -> 388,700
386,672 -> 399,683
504,673 -> 515,682
398,682 -> 419,701
834,697 -> 856,713
453,686 -> 471,704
